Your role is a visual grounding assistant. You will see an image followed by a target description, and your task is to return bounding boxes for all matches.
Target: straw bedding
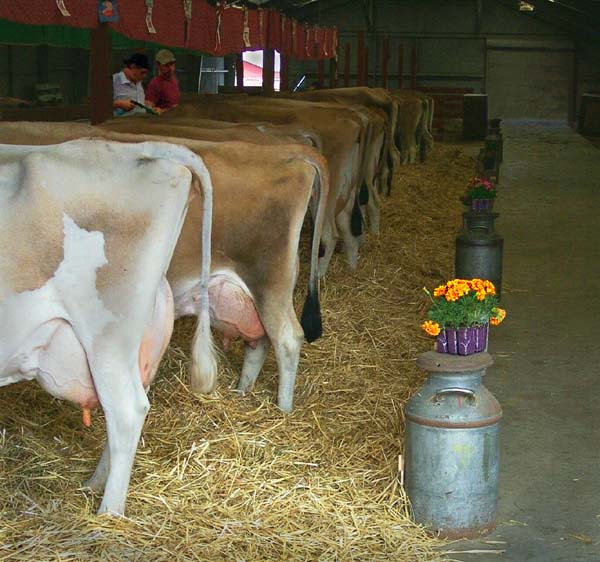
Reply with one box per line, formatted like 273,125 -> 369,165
0,142 -> 474,561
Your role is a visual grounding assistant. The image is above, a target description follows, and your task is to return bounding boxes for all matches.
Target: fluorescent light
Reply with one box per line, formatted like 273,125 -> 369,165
519,1 -> 535,11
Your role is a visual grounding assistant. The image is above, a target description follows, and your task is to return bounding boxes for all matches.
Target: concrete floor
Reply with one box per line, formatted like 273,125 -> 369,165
451,122 -> 600,562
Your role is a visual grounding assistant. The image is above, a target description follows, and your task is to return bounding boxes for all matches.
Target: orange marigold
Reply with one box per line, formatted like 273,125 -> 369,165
483,280 -> 496,295
433,285 -> 446,297
422,320 -> 441,336
490,307 -> 507,325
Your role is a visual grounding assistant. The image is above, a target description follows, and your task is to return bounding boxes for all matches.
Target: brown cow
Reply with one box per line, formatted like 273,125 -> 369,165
167,96 -> 366,276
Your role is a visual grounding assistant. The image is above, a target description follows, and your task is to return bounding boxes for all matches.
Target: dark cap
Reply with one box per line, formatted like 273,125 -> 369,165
124,53 -> 150,69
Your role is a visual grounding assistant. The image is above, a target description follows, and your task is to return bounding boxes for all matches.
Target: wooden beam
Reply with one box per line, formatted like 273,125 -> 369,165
262,49 -> 275,94
317,59 -> 325,88
357,31 -> 365,86
411,43 -> 417,89
381,36 -> 389,89
364,45 -> 369,87
330,57 -> 338,88
280,54 -> 289,91
89,23 -> 112,125
235,53 -> 244,90
344,42 -> 351,87
398,42 -> 404,89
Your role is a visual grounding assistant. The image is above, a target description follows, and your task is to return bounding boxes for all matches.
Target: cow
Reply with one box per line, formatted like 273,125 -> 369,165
167,95 -> 365,277
0,139 -> 215,515
279,87 -> 401,194
0,121 -> 328,414
390,90 -> 436,167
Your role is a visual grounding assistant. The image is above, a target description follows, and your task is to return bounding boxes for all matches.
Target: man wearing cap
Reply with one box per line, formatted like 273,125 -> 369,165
145,49 -> 181,113
112,53 -> 150,115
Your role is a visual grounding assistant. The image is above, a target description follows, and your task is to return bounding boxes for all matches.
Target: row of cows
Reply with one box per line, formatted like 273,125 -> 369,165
0,87 -> 434,515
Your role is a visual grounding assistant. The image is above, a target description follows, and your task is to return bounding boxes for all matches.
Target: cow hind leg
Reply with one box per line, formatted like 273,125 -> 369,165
366,180 -> 381,235
256,301 -> 304,413
318,218 -> 338,278
337,198 -> 361,270
237,337 -> 270,394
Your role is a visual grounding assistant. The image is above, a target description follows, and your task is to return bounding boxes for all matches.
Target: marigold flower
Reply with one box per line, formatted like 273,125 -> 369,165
433,285 -> 446,297
483,280 -> 496,295
490,307 -> 507,325
422,320 -> 441,336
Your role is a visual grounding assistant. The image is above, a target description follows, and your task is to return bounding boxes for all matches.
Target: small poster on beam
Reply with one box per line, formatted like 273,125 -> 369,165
98,0 -> 119,22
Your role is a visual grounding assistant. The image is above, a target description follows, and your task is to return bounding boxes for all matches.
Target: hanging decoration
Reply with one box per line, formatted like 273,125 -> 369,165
214,2 -> 223,52
242,7 -> 251,48
55,0 -> 71,17
305,24 -> 310,57
144,0 -> 156,33
183,0 -> 192,45
98,0 -> 119,22
258,8 -> 264,49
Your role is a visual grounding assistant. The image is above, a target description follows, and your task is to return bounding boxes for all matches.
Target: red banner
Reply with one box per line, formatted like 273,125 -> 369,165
0,0 -> 337,59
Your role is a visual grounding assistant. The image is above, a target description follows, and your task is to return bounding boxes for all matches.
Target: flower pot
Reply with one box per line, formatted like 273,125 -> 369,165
471,198 -> 494,213
436,324 -> 488,355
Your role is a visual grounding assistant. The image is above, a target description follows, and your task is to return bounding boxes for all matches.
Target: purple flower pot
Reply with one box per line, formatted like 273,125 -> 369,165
436,324 -> 488,355
471,198 -> 494,212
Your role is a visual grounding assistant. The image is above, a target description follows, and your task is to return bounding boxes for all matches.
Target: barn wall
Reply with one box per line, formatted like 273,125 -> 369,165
290,0 -> 598,122
0,40 -> 205,105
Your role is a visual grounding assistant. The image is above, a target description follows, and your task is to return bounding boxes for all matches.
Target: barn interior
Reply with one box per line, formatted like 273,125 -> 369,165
1,1 -> 599,561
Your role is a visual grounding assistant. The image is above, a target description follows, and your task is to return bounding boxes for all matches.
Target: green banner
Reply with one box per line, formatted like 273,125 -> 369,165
0,19 -> 206,55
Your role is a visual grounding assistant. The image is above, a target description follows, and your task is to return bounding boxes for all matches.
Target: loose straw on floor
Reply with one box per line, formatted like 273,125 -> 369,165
0,142 -> 475,562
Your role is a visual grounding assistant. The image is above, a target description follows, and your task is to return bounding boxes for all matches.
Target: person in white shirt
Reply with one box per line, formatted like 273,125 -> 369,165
112,53 -> 150,116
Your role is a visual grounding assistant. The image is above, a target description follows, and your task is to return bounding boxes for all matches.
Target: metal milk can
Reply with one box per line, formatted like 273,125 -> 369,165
405,351 -> 501,539
455,211 -> 504,299
488,119 -> 503,163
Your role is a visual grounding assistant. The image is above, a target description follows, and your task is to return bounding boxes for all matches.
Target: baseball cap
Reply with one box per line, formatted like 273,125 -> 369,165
156,49 -> 176,64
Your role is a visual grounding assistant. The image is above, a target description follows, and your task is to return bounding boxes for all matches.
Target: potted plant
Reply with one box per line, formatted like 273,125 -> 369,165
421,278 -> 506,355
464,176 -> 496,212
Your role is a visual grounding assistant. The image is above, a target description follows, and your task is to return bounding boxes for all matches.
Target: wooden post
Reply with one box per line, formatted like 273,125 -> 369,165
280,54 -> 289,91
357,31 -> 365,86
364,45 -> 369,87
381,36 -> 389,89
344,42 -> 351,87
235,53 -> 244,90
262,48 -> 275,94
411,43 -> 417,89
89,23 -> 112,125
398,42 -> 404,89
330,57 -> 338,88
317,59 -> 325,88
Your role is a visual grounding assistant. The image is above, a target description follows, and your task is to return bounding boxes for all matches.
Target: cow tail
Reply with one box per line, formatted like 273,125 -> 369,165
180,151 -> 218,394
301,154 -> 328,343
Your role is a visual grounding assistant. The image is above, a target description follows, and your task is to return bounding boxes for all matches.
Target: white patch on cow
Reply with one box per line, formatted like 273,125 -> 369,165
0,213 -> 116,384
53,214 -> 117,349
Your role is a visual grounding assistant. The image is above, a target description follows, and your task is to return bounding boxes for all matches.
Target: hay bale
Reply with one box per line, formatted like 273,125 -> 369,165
0,142 -> 474,561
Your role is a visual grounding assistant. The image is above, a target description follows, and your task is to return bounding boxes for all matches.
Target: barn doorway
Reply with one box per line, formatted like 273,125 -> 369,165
235,50 -> 281,90
486,40 -> 574,123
